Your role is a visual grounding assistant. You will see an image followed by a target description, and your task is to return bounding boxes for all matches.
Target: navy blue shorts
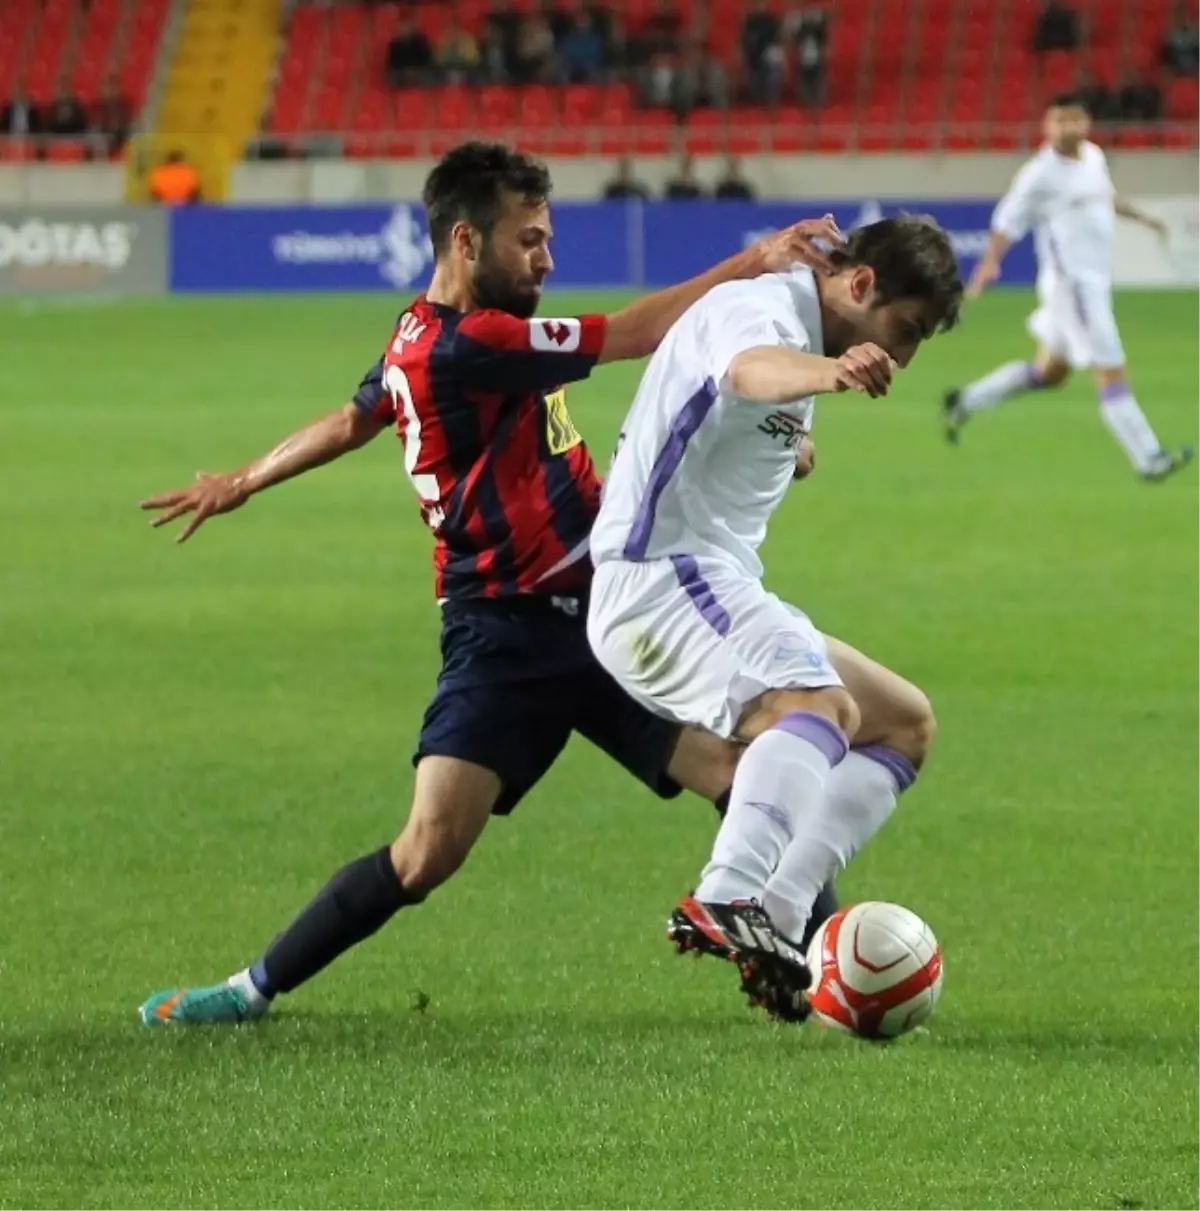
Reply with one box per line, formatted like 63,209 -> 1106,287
415,595 -> 683,815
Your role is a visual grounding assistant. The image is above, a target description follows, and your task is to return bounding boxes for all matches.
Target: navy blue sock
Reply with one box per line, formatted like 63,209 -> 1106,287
801,882 -> 839,952
248,846 -> 423,999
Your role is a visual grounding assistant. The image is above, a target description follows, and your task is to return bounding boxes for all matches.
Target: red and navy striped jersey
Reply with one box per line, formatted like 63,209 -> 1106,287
352,294 -> 608,600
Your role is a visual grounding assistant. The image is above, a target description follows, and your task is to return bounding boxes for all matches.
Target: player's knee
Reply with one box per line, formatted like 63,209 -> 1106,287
887,688 -> 937,767
1037,360 -> 1070,387
756,686 -> 860,743
389,814 -> 477,896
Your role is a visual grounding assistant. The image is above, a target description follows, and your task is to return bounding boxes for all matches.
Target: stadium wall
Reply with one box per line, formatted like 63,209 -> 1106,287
236,151 -> 1197,203
0,151 -> 1195,208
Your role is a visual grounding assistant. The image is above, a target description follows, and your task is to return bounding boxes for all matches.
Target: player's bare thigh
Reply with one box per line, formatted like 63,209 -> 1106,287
664,726 -> 741,801
823,636 -> 935,766
389,755 -> 500,894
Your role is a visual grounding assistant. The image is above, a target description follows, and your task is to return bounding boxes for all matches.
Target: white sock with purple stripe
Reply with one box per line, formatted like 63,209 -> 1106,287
763,744 -> 916,943
695,711 -> 848,905
1097,376 -> 1164,472
960,361 -> 1046,413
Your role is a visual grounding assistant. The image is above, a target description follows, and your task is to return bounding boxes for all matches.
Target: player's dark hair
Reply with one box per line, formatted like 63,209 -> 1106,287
1047,90 -> 1090,112
832,215 -> 963,333
422,141 -> 552,255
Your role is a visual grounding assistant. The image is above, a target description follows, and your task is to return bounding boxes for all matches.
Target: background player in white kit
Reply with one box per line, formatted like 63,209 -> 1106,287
588,217 -> 963,1020
944,93 -> 1193,481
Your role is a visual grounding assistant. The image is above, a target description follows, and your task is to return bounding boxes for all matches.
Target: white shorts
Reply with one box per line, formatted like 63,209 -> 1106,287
588,555 -> 842,740
1027,276 -> 1125,370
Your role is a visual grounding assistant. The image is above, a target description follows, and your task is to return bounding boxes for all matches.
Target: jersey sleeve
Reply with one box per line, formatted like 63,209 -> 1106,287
446,310 -> 608,392
699,280 -> 812,388
350,356 -> 397,424
992,157 -> 1048,242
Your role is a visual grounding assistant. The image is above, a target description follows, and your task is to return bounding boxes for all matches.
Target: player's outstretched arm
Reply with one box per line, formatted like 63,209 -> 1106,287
598,215 -> 845,363
726,344 -> 896,404
140,403 -> 386,543
1114,196 -> 1169,238
965,231 -> 1012,299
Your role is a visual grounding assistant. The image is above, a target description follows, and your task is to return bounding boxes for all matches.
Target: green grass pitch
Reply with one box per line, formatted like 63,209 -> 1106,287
1,289 -> 1196,1210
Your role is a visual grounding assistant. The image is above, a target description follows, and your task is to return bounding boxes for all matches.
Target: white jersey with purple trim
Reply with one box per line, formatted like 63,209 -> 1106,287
590,267 -> 821,580
992,140 -> 1116,285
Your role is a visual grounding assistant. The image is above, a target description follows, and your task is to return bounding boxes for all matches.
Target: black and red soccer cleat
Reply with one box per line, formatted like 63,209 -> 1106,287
667,894 -> 812,1024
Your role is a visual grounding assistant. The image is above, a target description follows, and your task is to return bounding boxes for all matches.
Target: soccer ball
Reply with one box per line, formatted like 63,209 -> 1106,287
805,901 -> 943,1040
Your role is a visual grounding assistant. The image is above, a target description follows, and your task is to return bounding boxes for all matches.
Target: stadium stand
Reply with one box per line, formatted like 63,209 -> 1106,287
0,0 -> 167,162
0,0 -> 1195,167
257,0 -> 1198,157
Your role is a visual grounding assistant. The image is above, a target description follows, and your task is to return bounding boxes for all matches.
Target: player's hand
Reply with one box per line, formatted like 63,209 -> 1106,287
755,215 -> 845,276
1148,216 -> 1169,241
829,343 -> 896,398
140,471 -> 250,543
965,258 -> 1000,300
793,436 -> 816,480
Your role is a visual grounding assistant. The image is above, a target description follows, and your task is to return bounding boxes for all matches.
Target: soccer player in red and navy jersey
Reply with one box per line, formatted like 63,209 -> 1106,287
137,143 -> 844,1025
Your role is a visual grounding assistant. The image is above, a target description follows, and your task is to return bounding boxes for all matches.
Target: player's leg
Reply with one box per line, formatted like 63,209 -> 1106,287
1079,285 -> 1179,476
587,556 -> 856,915
761,637 -> 933,944
944,346 -> 1069,444
572,676 -> 843,953
140,671 -> 570,1025
1092,361 -> 1194,480
588,558 -> 842,1016
138,754 -> 500,1026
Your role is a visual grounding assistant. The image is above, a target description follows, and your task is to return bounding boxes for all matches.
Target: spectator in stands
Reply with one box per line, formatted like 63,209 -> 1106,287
663,154 -> 705,200
149,151 -> 202,206
0,90 -> 39,136
478,24 -> 510,83
1033,1 -> 1081,52
513,13 -> 556,82
638,0 -> 682,57
45,94 -> 87,137
486,0 -> 526,77
602,156 -> 650,200
558,9 -> 607,82
92,79 -> 132,156
670,35 -> 730,115
1162,2 -> 1200,75
1118,72 -> 1164,121
741,0 -> 784,105
791,7 -> 828,108
435,16 -> 481,84
632,0 -> 685,108
537,0 -> 572,45
1076,71 -> 1120,122
714,154 -> 756,200
386,14 -> 434,88
586,3 -> 617,60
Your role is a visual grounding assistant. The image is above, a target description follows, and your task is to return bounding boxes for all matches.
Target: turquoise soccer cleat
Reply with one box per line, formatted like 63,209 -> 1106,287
139,980 -> 266,1026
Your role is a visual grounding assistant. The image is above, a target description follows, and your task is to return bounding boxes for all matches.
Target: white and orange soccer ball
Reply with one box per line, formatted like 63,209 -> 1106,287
805,901 -> 943,1040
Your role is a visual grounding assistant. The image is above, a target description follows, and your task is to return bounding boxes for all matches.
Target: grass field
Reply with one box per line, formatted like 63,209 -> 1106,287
1,288 -> 1197,1210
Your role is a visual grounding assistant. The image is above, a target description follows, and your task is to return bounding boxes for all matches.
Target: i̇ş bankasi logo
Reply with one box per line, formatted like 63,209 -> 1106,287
271,204 -> 434,286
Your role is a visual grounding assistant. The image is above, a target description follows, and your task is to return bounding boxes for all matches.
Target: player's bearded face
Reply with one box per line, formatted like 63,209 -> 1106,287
470,199 -> 553,319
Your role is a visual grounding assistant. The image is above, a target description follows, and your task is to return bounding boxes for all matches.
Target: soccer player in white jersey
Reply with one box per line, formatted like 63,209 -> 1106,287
944,93 -> 1193,480
587,217 -> 963,1018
